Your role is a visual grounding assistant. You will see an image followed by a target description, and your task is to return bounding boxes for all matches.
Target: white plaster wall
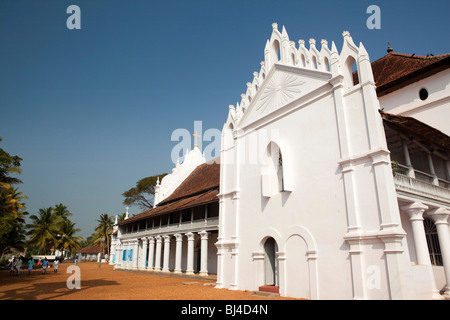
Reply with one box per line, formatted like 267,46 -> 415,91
232,93 -> 355,299
379,69 -> 450,136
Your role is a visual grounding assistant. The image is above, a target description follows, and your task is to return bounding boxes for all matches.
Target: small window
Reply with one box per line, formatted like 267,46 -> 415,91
419,88 -> 428,101
312,56 -> 318,69
324,57 -> 330,71
277,151 -> 284,192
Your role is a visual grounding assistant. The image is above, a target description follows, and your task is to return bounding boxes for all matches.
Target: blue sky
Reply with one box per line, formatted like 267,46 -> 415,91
1,0 -> 449,239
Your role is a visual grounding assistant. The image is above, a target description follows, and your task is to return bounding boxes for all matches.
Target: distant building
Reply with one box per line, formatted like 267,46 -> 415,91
77,245 -> 102,261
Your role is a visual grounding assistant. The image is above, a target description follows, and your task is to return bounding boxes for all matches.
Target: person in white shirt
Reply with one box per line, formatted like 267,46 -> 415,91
53,259 -> 59,273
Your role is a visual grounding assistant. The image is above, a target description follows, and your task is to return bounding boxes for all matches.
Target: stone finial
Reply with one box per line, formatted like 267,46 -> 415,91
272,22 -> 278,30
342,31 -> 351,38
387,42 -> 393,53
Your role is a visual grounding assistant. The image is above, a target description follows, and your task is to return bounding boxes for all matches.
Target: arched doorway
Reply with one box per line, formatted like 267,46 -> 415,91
264,237 -> 279,287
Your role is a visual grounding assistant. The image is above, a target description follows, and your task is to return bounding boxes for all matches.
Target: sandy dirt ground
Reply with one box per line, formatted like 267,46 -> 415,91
0,262 -> 300,300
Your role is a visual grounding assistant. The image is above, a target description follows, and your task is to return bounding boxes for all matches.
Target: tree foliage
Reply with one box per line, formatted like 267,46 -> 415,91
0,137 -> 23,190
91,213 -> 114,257
122,173 -> 167,210
26,205 -> 81,255
0,138 -> 27,258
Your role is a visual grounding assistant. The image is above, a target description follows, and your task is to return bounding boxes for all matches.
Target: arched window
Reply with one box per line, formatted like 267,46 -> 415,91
312,55 -> 318,69
301,54 -> 306,67
261,142 -> 285,197
344,56 -> 359,88
271,40 -> 281,63
324,57 -> 330,72
424,217 -> 442,266
291,53 -> 295,65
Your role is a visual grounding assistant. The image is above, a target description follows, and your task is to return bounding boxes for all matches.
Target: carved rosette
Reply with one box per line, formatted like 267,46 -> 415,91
255,72 -> 305,115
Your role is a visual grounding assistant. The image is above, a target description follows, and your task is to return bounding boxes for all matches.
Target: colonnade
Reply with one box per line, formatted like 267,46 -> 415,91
402,202 -> 450,297
117,230 -> 212,276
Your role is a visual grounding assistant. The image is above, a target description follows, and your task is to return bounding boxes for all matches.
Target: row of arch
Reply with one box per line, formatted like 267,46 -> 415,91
256,225 -> 318,299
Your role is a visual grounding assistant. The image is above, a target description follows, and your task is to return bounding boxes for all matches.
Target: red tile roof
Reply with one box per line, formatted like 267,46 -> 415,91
78,245 -> 102,254
119,158 -> 220,225
371,52 -> 450,96
380,110 -> 450,151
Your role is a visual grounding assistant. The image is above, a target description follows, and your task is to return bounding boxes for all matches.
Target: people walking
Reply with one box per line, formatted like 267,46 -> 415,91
53,259 -> 59,273
27,257 -> 34,275
14,257 -> 22,276
9,257 -> 16,276
41,257 -> 49,274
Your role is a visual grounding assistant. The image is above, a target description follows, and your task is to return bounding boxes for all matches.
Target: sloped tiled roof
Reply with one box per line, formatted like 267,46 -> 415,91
371,52 -> 450,96
380,110 -> 450,151
158,158 -> 220,206
119,159 -> 220,225
78,245 -> 102,254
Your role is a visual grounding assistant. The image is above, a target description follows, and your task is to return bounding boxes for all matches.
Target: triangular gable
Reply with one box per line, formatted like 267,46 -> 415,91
239,63 -> 331,128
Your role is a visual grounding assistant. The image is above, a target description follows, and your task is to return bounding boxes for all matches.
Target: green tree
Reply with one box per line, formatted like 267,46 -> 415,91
0,137 -> 23,191
26,207 -> 63,254
53,203 -> 72,220
57,219 -> 82,255
0,188 -> 28,258
0,138 -> 27,257
122,173 -> 167,210
92,213 -> 114,257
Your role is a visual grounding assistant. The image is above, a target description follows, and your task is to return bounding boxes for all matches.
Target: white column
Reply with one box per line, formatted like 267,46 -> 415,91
402,203 -> 442,299
199,231 -> 209,277
162,235 -> 171,272
429,208 -> 450,297
186,232 -> 195,275
140,237 -> 148,269
132,240 -> 139,269
402,139 -> 415,178
147,237 -> 155,270
402,202 -> 430,265
174,234 -> 183,274
154,235 -> 162,271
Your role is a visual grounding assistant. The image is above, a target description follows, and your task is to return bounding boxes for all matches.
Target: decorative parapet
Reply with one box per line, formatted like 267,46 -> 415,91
394,172 -> 450,203
226,23 -> 372,129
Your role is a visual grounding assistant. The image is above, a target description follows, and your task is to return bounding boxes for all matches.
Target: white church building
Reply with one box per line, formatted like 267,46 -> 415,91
111,24 -> 450,300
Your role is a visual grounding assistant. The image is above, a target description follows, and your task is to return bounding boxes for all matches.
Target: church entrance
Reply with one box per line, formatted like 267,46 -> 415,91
263,237 -> 279,287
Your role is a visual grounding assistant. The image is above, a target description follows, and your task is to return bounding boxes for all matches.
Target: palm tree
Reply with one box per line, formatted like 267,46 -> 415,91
92,213 -> 113,257
53,203 -> 72,220
57,219 -> 82,256
26,207 -> 63,254
0,187 -> 28,258
0,137 -> 23,191
117,212 -> 127,222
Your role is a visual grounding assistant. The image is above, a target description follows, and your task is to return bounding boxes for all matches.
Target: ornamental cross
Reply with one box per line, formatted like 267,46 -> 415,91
192,131 -> 200,148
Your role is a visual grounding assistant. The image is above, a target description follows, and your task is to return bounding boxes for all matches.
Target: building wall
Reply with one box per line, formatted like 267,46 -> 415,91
379,69 -> 450,136
217,27 -> 433,300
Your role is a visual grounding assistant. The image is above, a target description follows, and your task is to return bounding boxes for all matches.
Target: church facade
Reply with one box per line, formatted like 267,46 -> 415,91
111,24 -> 450,300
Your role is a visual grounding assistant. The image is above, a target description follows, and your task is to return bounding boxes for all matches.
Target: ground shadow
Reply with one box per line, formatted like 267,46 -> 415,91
0,270 -> 120,300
